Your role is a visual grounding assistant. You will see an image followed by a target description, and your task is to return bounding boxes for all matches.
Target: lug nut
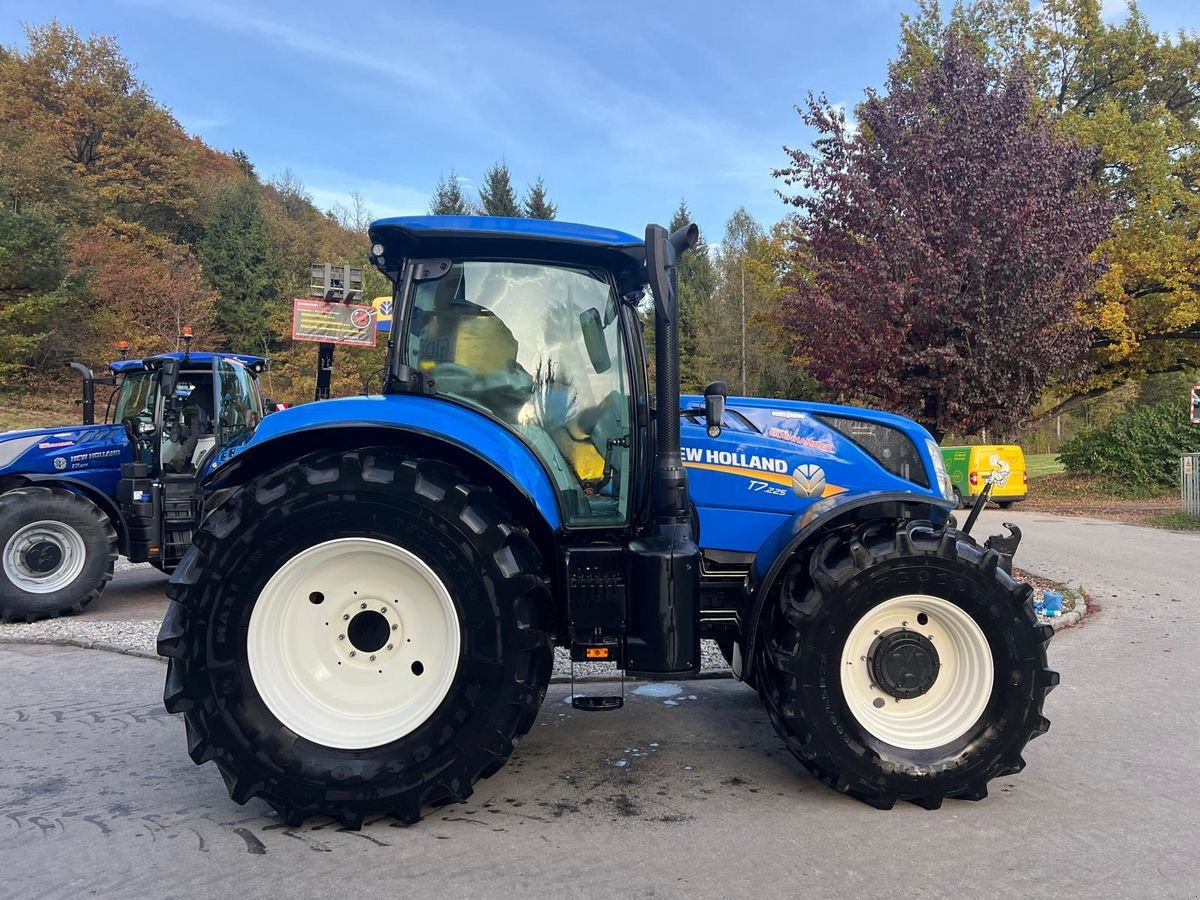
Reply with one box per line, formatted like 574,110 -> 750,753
360,602 -> 367,610
380,607 -> 388,614
349,651 -> 357,657
338,634 -> 345,641
391,624 -> 398,631
343,614 -> 349,621
386,644 -> 393,651
369,655 -> 376,662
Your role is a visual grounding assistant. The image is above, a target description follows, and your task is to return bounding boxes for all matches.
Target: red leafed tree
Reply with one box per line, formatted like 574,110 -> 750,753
776,37 -> 1114,439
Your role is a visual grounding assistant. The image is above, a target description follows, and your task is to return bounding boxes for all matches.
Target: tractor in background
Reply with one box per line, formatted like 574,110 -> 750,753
159,216 -> 1057,827
0,336 -> 267,621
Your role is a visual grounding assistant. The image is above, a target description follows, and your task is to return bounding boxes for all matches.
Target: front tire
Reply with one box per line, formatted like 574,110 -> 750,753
0,486 -> 117,622
157,449 -> 554,828
757,520 -> 1057,810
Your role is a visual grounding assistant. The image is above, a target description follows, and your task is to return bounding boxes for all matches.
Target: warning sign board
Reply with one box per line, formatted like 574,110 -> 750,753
1192,385 -> 1200,424
292,299 -> 377,347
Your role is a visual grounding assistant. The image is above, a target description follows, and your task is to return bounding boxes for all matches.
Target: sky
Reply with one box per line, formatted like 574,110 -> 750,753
2,0 -> 1199,241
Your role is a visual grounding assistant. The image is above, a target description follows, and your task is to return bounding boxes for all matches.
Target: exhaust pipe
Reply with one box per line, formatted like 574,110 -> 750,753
626,221 -> 701,677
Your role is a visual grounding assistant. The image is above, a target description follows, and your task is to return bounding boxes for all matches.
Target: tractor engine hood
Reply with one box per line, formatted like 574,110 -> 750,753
679,394 -> 950,554
0,423 -> 127,475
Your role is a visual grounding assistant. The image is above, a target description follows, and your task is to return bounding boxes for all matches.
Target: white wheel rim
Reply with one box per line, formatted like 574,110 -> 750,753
3,520 -> 87,593
247,538 -> 461,750
839,594 -> 994,750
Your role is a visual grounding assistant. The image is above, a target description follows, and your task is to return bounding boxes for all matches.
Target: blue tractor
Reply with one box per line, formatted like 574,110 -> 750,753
159,216 -> 1056,826
0,346 -> 267,621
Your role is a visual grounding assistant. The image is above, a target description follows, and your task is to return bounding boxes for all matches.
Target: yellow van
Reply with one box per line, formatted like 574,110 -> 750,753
940,445 -> 1028,509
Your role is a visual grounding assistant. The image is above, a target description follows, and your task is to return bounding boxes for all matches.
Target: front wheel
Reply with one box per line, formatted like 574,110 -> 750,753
158,449 -> 554,828
757,520 -> 1057,809
0,487 -> 117,622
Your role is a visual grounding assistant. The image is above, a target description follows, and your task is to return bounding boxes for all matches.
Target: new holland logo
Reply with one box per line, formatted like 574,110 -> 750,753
792,464 -> 827,498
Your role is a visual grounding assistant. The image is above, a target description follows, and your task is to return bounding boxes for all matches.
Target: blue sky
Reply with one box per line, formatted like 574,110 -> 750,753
3,0 -> 1198,240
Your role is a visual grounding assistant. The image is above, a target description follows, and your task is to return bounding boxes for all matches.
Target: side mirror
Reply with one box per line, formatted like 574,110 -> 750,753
580,307 -> 612,374
703,381 -> 727,438
158,358 -> 181,405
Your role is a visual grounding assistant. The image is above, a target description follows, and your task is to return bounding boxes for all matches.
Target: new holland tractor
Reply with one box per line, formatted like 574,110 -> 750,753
0,343 -> 267,621
158,215 -> 1057,827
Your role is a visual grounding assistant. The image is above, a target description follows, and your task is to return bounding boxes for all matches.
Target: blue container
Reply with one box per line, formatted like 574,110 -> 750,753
1042,590 -> 1063,617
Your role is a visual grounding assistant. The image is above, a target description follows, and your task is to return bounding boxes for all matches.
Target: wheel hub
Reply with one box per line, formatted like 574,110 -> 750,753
22,540 -> 63,574
347,609 -> 390,654
868,628 -> 940,700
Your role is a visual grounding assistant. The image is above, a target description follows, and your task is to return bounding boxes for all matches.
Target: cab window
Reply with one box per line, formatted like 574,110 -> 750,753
407,261 -> 632,526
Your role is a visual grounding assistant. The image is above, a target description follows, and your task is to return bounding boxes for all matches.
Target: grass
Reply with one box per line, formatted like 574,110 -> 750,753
0,394 -> 83,433
1151,512 -> 1200,531
1025,452 -> 1066,478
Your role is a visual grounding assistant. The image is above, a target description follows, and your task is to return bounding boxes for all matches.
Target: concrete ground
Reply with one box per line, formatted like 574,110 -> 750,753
0,508 -> 1197,898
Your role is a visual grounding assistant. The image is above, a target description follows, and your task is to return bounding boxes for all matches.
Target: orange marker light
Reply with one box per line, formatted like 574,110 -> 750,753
585,647 -> 610,660
180,326 -> 194,338
116,340 -> 130,350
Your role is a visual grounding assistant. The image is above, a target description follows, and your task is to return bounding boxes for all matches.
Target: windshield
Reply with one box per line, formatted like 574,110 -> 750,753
407,261 -> 632,526
114,372 -> 157,424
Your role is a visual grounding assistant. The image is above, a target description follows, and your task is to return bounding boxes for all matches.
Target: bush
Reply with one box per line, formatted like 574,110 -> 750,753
1058,399 -> 1199,493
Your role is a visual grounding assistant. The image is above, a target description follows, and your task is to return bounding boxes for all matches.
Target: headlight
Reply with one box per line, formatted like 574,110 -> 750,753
926,439 -> 955,501
0,435 -> 43,470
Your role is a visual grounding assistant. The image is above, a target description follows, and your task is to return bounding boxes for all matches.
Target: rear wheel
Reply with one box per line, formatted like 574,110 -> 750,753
952,487 -> 965,509
757,519 -> 1057,809
158,449 -> 554,828
997,500 -> 1017,509
0,487 -> 116,622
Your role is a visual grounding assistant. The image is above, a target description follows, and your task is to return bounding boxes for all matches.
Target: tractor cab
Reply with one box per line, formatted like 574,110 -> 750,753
110,351 -> 266,477
109,350 -> 266,568
0,344 -> 267,623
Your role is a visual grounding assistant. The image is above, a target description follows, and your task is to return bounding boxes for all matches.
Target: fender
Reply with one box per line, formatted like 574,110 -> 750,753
9,474 -> 128,553
205,395 -> 563,532
741,490 -> 955,676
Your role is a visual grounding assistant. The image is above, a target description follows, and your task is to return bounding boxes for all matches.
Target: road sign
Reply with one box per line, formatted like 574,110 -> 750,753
292,299 -> 377,347
1191,385 -> 1200,424
373,296 -> 393,333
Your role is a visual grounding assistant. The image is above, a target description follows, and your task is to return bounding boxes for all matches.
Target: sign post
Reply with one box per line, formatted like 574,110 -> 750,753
293,264 -> 366,401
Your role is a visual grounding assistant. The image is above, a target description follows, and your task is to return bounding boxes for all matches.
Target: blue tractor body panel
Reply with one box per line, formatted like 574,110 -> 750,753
109,351 -> 267,374
208,394 -> 564,531
680,395 -> 948,564
0,423 -> 131,497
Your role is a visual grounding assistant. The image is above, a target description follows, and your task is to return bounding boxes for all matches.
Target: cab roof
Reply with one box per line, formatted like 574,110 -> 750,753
109,352 -> 267,374
368,215 -> 647,291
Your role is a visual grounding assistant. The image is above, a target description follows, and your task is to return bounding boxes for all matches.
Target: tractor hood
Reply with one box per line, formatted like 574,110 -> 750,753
679,395 -> 953,554
0,423 -> 128,477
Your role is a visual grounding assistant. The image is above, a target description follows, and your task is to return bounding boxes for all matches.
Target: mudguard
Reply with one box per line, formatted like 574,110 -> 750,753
204,395 -> 563,531
742,489 -> 955,674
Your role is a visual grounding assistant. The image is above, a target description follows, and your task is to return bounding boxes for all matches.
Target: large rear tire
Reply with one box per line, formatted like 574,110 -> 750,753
0,486 -> 117,622
757,519 -> 1057,810
157,449 -> 553,828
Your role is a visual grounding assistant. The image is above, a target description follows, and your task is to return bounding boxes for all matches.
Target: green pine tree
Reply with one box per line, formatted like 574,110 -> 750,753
198,179 -> 281,353
428,168 -> 474,215
522,177 -> 557,219
669,199 -> 717,391
479,161 -> 520,217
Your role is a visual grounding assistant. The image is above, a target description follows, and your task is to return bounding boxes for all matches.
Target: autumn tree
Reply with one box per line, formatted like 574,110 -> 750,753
522,177 -> 557,219
429,168 -> 475,215
478,161 -> 520,217
2,22 -> 196,234
894,0 -> 1200,402
70,221 -> 218,360
776,37 -> 1113,439
199,179 -> 281,353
